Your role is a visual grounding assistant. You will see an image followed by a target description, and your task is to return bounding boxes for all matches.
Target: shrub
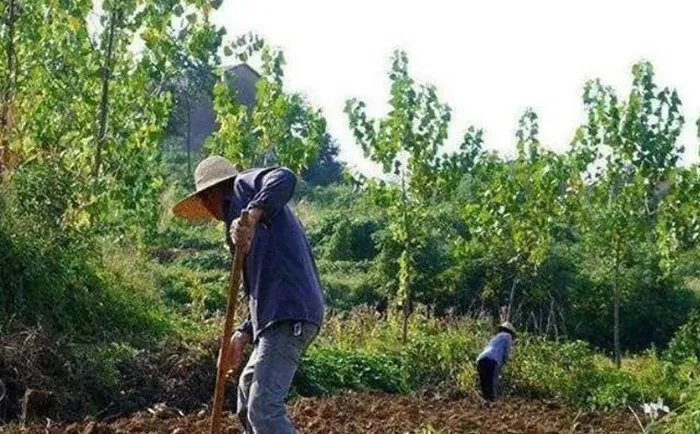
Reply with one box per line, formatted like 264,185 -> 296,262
318,261 -> 382,310
295,347 -> 410,396
0,209 -> 172,344
665,311 -> 700,362
400,319 -> 485,389
313,309 -> 695,417
502,337 -> 598,403
153,263 -> 227,317
665,382 -> 700,433
174,249 -> 230,271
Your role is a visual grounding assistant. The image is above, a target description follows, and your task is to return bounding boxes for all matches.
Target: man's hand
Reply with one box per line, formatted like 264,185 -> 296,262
230,208 -> 263,254
219,331 -> 252,376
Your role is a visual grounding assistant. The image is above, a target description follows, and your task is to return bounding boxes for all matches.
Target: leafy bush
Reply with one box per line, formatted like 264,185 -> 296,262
307,309 -> 698,418
153,263 -> 227,317
501,337 -> 597,401
399,318 -> 485,389
152,216 -> 224,251
318,261 -> 382,310
665,311 -> 700,362
295,347 -> 410,396
665,382 -> 700,433
173,249 -> 230,271
0,199 -> 173,344
324,218 -> 381,261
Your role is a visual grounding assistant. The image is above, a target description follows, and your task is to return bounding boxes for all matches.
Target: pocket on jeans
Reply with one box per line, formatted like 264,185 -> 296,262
292,321 -> 303,337
280,321 -> 318,351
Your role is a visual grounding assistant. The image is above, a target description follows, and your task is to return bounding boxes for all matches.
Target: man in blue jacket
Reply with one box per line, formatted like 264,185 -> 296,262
173,155 -> 325,434
476,322 -> 516,402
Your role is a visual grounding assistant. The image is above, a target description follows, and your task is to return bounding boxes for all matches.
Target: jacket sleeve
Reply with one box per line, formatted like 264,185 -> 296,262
246,167 -> 297,220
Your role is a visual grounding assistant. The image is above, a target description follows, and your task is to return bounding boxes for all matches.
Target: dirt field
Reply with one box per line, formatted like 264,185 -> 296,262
14,391 -> 639,434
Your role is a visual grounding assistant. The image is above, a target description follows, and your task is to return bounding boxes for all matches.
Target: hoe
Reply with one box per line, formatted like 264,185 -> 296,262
211,210 -> 249,433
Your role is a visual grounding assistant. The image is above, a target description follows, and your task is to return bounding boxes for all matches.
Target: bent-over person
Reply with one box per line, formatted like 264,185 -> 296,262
476,322 -> 516,402
173,156 -> 325,434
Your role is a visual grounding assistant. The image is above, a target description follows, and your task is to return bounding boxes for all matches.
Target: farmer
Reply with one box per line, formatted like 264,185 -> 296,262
476,321 -> 516,402
173,155 -> 325,433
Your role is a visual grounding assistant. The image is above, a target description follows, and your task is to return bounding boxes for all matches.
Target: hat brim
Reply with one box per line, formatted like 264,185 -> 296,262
172,191 -> 214,221
172,175 -> 236,221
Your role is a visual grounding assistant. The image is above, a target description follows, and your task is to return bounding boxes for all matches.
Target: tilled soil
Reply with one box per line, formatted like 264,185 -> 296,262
15,391 -> 639,434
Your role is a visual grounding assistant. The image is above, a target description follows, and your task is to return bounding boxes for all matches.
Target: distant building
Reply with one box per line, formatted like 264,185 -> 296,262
186,63 -> 261,153
181,63 -> 343,185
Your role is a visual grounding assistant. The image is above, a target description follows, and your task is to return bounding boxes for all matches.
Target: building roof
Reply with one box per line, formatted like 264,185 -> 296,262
222,63 -> 261,110
223,63 -> 262,79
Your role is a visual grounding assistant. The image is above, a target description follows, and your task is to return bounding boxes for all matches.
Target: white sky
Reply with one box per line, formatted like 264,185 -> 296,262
213,0 -> 700,175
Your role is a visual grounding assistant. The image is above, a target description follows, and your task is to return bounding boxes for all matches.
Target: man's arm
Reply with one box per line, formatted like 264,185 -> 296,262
220,318 -> 252,374
231,168 -> 297,251
246,167 -> 297,220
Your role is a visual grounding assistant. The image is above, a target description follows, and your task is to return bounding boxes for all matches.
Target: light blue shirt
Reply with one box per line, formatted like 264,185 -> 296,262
476,331 -> 513,366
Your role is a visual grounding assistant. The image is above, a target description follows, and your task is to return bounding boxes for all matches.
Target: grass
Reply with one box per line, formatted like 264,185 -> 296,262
295,307 -> 700,433
2,187 -> 700,432
142,220 -> 700,430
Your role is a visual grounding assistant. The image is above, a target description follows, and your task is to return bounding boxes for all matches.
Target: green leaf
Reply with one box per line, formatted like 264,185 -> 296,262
68,16 -> 81,32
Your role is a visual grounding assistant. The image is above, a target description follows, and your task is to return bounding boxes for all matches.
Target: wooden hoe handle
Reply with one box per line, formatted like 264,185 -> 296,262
211,210 -> 250,434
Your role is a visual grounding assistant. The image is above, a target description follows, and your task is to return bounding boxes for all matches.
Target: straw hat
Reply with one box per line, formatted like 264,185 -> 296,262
498,321 -> 516,336
172,156 -> 238,221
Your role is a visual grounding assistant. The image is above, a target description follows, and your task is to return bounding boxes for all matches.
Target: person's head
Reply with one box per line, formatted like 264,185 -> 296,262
172,156 -> 238,222
497,321 -> 516,338
197,179 -> 235,221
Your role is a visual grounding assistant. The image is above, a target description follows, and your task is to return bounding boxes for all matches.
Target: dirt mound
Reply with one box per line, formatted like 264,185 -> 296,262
14,391 -> 639,433
0,326 -> 232,425
0,328 -> 80,423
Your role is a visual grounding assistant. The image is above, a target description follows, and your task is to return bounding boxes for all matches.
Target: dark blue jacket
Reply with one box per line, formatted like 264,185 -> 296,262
223,167 -> 325,341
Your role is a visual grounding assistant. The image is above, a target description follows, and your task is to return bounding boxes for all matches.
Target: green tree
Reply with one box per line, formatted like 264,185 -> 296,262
302,133 -> 345,186
459,108 -> 572,325
163,63 -> 217,174
573,62 -> 685,366
0,0 -> 17,177
2,0 -> 224,239
345,50 -> 477,341
207,36 -> 327,174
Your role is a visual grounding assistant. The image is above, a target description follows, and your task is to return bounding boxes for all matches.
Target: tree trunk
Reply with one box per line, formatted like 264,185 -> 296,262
613,295 -> 620,367
513,300 -> 524,324
400,169 -> 411,344
545,297 -> 555,337
0,0 -> 16,178
506,277 -> 518,321
613,235 -> 621,368
557,304 -> 568,337
402,281 -> 410,344
186,98 -> 192,174
92,9 -> 119,186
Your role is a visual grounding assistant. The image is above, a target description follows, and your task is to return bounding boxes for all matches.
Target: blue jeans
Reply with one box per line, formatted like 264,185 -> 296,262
237,321 -> 318,434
